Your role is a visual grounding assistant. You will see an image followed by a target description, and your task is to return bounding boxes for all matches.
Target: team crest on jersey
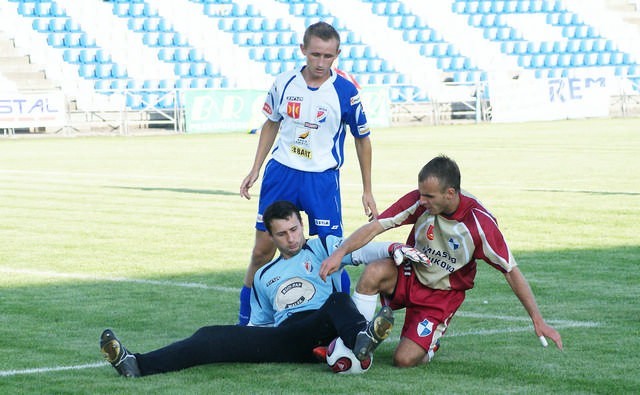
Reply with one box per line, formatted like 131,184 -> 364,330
316,107 -> 327,123
287,101 -> 301,119
262,102 -> 272,115
448,237 -> 460,250
303,260 -> 313,273
426,224 -> 435,240
417,318 -> 434,337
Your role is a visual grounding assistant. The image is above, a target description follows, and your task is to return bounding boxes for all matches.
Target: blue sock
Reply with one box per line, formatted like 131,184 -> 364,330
340,269 -> 351,294
238,285 -> 251,326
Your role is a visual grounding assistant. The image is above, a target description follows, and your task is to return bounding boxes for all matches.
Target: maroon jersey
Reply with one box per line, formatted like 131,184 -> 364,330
378,189 -> 517,291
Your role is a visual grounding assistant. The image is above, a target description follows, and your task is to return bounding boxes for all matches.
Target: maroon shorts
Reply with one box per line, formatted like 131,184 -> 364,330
382,262 -> 466,358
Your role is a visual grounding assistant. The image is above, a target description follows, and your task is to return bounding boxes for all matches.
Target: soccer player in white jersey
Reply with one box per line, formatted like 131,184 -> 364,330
320,155 -> 563,367
100,201 -> 429,377
238,22 -> 378,325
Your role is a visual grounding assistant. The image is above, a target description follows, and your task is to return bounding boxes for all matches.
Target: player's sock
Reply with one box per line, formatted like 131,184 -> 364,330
340,269 -> 351,293
237,285 -> 251,326
352,291 -> 378,321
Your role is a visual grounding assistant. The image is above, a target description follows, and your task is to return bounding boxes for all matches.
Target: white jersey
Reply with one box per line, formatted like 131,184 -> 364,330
262,67 -> 370,172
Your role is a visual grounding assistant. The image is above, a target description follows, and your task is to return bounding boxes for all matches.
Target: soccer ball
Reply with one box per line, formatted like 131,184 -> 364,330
326,337 -> 372,374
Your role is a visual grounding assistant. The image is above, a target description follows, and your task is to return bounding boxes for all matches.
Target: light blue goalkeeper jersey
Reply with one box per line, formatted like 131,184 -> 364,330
250,235 -> 389,327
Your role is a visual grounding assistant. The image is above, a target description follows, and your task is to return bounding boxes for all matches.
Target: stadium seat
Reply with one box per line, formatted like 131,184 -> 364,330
46,33 -> 64,47
78,64 -> 96,78
111,63 -> 129,78
79,49 -> 96,64
95,64 -> 112,79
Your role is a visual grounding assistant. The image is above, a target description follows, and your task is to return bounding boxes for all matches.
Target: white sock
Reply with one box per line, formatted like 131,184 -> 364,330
352,291 -> 379,321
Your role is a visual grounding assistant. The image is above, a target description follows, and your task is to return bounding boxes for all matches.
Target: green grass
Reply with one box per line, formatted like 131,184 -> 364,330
1,118 -> 639,394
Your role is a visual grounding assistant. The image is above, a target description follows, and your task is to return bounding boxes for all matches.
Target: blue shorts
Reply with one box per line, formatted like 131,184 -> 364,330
256,160 -> 342,237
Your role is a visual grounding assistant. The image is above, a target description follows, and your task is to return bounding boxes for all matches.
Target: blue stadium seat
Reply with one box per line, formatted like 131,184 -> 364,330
78,64 -> 96,78
95,64 -> 112,79
17,1 -> 35,16
111,63 -> 128,79
46,33 -> 64,47
188,48 -> 205,62
34,2 -> 52,17
48,18 -> 66,32
174,62 -> 190,76
64,18 -> 81,32
596,52 -> 611,66
94,79 -> 111,91
79,49 -> 96,64
63,49 -> 80,63
111,79 -> 128,90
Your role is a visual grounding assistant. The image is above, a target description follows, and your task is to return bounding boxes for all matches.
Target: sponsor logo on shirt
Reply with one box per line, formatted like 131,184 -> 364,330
262,102 -> 272,115
287,101 -> 301,119
266,276 -> 281,287
291,145 -> 311,159
314,219 -> 330,227
304,122 -> 318,129
350,94 -> 361,106
417,318 -> 434,337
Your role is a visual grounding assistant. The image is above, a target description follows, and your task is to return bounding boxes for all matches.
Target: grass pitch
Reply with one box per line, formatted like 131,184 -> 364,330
1,118 -> 639,394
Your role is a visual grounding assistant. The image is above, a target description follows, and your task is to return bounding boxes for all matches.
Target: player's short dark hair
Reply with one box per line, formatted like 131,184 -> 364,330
418,155 -> 461,192
303,21 -> 340,48
263,201 -> 303,234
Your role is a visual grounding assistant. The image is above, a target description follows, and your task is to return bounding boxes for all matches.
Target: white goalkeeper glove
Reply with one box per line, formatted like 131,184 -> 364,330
388,243 -> 431,267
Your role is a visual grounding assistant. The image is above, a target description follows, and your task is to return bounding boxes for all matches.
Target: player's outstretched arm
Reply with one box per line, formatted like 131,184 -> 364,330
240,119 -> 280,199
319,220 -> 385,280
504,267 -> 563,350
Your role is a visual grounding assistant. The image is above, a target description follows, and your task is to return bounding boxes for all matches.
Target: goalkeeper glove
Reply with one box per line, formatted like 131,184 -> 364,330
388,243 -> 431,267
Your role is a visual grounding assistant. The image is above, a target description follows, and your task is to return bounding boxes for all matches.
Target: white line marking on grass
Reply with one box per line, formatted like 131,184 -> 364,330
457,312 -> 600,328
1,318 -> 598,377
0,267 -> 237,293
0,362 -> 107,377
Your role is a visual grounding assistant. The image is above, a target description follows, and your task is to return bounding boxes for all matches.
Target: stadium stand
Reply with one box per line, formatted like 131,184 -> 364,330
0,0 -> 639,131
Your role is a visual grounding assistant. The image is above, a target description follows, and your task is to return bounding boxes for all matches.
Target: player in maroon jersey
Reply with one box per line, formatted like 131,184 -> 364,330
320,155 -> 563,367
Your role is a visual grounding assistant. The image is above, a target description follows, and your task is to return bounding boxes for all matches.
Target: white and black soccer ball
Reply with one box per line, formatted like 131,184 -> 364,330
326,337 -> 372,374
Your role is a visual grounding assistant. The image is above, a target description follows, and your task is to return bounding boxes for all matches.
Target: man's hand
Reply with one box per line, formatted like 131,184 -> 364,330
319,255 -> 343,281
362,192 -> 378,221
388,243 -> 430,267
240,171 -> 258,200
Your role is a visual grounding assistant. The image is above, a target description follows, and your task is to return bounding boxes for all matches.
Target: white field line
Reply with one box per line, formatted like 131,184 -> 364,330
0,267 -> 600,378
0,362 -> 108,377
0,267 -> 237,293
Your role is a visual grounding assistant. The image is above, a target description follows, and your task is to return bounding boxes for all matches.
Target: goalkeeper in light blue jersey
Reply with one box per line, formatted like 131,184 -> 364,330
99,201 -> 429,377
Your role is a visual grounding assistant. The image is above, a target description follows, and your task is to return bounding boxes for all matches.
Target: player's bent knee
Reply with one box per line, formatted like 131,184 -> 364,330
357,258 -> 395,294
392,353 -> 428,368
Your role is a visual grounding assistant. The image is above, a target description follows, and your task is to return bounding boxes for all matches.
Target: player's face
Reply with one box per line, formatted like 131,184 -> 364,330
269,214 -> 306,259
300,36 -> 340,83
418,176 -> 456,215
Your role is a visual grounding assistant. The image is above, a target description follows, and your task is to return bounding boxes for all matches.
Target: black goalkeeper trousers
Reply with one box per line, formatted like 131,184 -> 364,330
135,292 -> 367,376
